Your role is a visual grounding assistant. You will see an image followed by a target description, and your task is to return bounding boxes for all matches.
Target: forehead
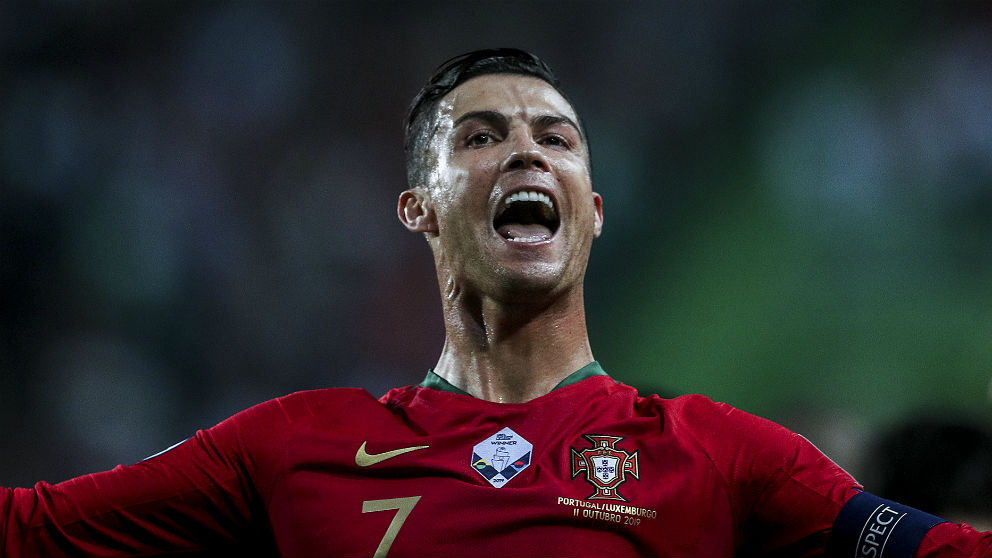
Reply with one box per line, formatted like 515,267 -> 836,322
437,74 -> 579,126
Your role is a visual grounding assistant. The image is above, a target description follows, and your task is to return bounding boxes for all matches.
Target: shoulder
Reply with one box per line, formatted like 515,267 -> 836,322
275,387 -> 386,415
194,388 -> 393,463
661,394 -> 792,441
632,392 -> 769,435
648,393 -> 829,477
212,387 -> 386,434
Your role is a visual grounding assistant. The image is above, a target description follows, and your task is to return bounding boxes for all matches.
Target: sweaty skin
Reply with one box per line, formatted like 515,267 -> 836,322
398,75 -> 604,403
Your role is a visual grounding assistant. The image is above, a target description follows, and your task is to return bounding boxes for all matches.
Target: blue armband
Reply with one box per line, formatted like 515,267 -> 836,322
828,491 -> 946,558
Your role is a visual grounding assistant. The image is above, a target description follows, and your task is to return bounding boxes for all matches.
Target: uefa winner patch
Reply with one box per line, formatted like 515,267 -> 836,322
471,426 -> 533,488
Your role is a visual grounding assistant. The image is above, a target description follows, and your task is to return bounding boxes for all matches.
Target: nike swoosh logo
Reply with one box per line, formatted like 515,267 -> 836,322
355,441 -> 429,467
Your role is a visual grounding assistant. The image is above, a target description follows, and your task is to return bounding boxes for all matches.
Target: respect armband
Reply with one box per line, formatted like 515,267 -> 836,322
828,491 -> 946,558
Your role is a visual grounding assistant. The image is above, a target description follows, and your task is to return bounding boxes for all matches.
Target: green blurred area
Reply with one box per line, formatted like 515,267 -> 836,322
597,113 -> 989,467
584,2 -> 992,462
599,178 -> 991,424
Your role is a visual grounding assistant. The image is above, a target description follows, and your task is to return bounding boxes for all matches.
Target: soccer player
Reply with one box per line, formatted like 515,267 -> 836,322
2,49 -> 990,557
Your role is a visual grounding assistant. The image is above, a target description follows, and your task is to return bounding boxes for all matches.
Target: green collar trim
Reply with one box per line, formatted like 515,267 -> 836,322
419,370 -> 473,397
419,361 -> 607,396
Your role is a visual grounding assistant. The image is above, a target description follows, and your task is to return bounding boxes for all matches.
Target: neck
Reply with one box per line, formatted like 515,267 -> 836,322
432,285 -> 595,403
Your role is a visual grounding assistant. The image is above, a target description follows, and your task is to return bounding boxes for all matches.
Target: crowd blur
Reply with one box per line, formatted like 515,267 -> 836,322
2,1 -> 990,495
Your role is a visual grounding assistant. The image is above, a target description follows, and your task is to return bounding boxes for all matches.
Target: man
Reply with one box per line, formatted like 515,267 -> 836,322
1,49 -> 989,557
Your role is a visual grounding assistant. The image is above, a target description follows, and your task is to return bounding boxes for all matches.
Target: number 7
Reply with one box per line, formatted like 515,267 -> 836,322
361,496 -> 421,557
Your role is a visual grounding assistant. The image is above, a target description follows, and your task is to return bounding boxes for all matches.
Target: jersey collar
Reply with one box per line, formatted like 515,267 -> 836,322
419,361 -> 608,397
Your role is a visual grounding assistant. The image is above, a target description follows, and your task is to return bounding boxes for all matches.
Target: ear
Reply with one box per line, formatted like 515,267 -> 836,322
592,192 -> 604,238
397,188 -> 438,233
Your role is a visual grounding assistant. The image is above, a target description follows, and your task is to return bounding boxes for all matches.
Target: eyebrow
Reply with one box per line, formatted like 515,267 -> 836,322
452,110 -> 584,140
453,110 -> 507,129
532,114 -> 583,140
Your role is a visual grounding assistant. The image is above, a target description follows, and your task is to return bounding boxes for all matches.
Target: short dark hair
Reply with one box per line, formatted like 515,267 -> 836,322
403,48 -> 583,189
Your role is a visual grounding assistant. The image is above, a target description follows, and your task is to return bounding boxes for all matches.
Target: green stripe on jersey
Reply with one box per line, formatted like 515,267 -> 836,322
420,361 -> 607,396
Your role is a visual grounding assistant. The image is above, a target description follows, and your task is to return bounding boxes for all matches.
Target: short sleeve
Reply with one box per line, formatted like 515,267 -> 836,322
676,395 -> 861,556
0,397 -> 289,556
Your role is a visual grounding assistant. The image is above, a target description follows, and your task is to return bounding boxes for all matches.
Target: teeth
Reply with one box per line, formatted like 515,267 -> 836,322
504,190 -> 554,210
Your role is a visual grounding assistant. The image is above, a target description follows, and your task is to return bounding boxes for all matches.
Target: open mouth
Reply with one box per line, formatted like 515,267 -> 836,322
493,190 -> 560,243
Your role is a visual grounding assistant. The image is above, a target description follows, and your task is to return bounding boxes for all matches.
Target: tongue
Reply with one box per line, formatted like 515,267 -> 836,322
497,223 -> 553,242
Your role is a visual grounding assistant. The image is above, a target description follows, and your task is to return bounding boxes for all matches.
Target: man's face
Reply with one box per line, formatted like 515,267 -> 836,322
406,74 -> 603,302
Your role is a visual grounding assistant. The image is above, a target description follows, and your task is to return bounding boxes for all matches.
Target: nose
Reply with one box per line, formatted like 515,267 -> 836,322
500,147 -> 550,173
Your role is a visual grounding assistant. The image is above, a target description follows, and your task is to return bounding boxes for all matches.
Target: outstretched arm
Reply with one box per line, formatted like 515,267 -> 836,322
828,490 -> 992,557
0,405 -> 275,557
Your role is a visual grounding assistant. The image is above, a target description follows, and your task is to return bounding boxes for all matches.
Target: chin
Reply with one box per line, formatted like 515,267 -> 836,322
490,262 -> 570,299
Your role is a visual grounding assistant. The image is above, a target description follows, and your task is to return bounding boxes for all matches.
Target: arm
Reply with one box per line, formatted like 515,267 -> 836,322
673,395 -> 862,556
916,522 -> 992,557
0,404 -> 276,557
679,398 -> 992,557
827,491 -> 992,557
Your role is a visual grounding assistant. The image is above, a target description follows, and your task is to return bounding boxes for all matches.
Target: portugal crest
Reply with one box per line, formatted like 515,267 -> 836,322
570,434 -> 640,501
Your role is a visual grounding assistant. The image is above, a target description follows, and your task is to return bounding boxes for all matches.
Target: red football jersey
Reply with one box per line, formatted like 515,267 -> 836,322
1,363 -> 989,556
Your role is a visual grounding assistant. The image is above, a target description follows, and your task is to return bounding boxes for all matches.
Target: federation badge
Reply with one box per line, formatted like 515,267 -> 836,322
471,426 -> 533,488
570,434 -> 640,501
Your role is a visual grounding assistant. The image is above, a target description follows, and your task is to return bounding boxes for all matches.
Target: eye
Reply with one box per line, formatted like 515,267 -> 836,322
466,131 -> 499,147
538,134 -> 571,149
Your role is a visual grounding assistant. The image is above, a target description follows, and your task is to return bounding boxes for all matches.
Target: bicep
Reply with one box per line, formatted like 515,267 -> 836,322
2,428 -> 267,556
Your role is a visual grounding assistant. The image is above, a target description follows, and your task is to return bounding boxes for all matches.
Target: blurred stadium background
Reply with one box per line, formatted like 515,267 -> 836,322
2,0 -> 990,509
